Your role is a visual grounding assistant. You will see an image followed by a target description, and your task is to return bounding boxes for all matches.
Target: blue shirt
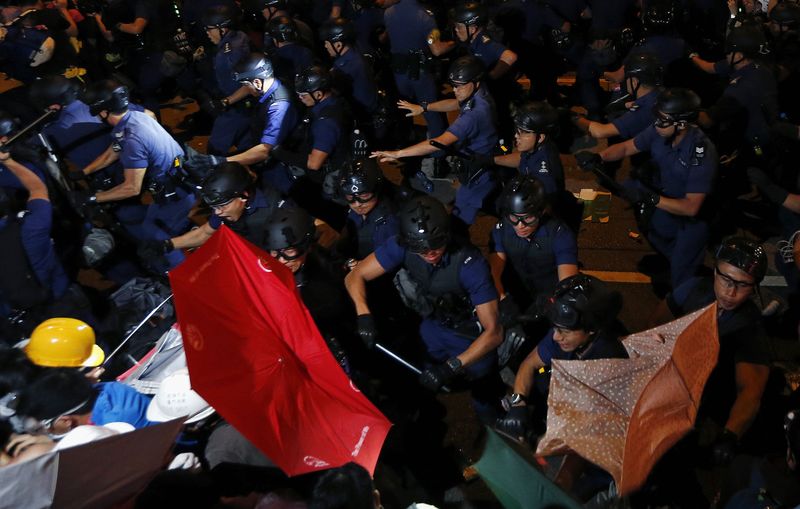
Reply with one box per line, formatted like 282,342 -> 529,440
384,0 -> 436,54
353,6 -> 385,55
91,382 -> 153,429
633,125 -> 717,198
310,96 -> 345,155
273,43 -> 314,81
636,35 -> 688,68
720,63 -> 778,144
333,49 -> 379,114
611,89 -> 658,139
537,328 -> 628,365
491,218 -> 577,265
518,139 -> 564,194
0,160 -> 47,191
469,33 -> 506,69
345,202 -> 399,259
375,236 -> 498,307
446,87 -> 498,157
258,80 -> 297,147
111,110 -> 184,181
214,30 -> 251,96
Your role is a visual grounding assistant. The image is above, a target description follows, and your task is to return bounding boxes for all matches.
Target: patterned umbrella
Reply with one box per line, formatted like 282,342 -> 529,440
536,304 -> 719,495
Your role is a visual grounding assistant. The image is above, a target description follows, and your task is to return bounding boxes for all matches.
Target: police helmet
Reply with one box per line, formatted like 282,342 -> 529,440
451,2 -> 487,27
770,2 -> 800,27
83,80 -> 130,116
295,65 -> 332,94
234,53 -> 274,82
263,207 -> 316,252
82,228 -> 115,267
500,175 -> 548,217
397,196 -> 450,253
447,55 -> 485,85
29,75 -> 81,110
654,88 -> 701,123
339,159 -> 382,196
546,274 -> 622,332
623,51 -> 664,86
243,0 -> 286,11
0,111 -> 19,138
202,5 -> 235,29
715,236 -> 767,283
726,25 -> 769,58
513,101 -> 559,134
642,0 -> 677,32
267,15 -> 298,42
319,17 -> 356,44
200,162 -> 254,207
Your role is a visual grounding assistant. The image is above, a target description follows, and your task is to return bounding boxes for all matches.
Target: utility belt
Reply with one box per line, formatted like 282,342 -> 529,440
146,157 -> 194,204
449,156 -> 487,185
390,50 -> 436,79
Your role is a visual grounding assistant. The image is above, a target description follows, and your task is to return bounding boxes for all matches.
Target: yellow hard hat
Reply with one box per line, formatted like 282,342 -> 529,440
25,318 -> 105,368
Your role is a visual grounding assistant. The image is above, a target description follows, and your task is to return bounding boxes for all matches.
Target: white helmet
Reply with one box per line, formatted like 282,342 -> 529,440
146,369 -> 215,424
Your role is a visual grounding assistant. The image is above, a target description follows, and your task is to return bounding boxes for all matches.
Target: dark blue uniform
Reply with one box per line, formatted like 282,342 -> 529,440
272,43 -> 314,85
631,125 -> 717,287
384,0 -> 446,137
518,139 -> 564,195
636,35 -> 689,68
343,200 -> 399,260
332,49 -> 380,119
469,33 -> 506,70
111,110 -> 195,270
446,87 -> 499,225
208,30 -> 252,155
610,89 -> 658,139
352,5 -> 385,56
252,79 -> 299,193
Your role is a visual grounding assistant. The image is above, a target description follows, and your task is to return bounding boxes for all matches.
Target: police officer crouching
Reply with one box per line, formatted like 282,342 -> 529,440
345,195 -> 503,422
140,162 -> 285,258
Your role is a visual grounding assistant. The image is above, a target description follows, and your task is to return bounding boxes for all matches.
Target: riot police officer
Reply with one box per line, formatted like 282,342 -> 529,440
575,51 -> 663,140
373,56 -> 498,228
599,88 -> 717,288
200,5 -> 255,156
243,0 -> 314,47
488,176 -> 578,326
265,16 -> 315,85
383,0 -> 453,138
495,273 -> 627,440
145,162 -> 285,255
76,81 -> 195,272
345,195 -> 503,422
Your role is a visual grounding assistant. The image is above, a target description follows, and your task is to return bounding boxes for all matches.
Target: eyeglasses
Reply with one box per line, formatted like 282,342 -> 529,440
210,199 -> 237,213
654,114 -> 677,129
270,247 -> 305,261
514,128 -> 536,137
715,266 -> 756,290
344,192 -> 375,204
507,213 -> 540,226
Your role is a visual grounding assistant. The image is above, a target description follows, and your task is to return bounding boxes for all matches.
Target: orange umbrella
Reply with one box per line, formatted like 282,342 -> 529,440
536,304 -> 719,496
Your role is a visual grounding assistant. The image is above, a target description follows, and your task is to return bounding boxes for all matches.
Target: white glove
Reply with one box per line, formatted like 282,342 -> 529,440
168,452 -> 201,471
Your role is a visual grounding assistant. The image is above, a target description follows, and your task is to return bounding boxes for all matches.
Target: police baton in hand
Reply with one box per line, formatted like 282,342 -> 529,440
0,108 -> 58,153
375,343 -> 450,393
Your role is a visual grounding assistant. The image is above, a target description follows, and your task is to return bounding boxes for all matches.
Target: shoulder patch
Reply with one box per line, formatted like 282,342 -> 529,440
481,35 -> 491,43
463,256 -> 473,265
223,42 -> 231,54
539,160 -> 548,173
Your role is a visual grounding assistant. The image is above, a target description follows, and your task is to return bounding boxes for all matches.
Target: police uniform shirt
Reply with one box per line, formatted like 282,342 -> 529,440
518,139 -> 564,194
611,89 -> 658,139
333,49 -> 379,113
490,218 -> 577,267
537,328 -> 629,366
0,199 -> 69,299
310,96 -> 344,157
384,0 -> 436,54
258,80 -> 298,147
353,6 -> 385,55
469,33 -> 507,70
515,1 -> 565,45
345,202 -> 399,259
274,43 -> 314,82
633,125 -> 717,199
375,236 -> 498,308
214,30 -> 251,97
0,161 -> 48,191
637,35 -> 689,68
112,110 -> 184,177
446,87 -> 499,157
720,63 -> 778,144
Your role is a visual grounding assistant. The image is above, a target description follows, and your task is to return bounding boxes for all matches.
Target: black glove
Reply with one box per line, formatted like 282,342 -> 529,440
574,150 -> 603,172
621,180 -> 660,207
495,405 -> 530,442
419,357 -> 462,392
498,295 -> 521,328
521,295 -> 549,322
137,239 -> 173,261
184,152 -> 225,177
711,428 -> 738,466
70,188 -> 97,207
498,324 -> 527,366
67,169 -> 86,181
747,167 -> 789,205
356,314 -> 378,350
201,98 -> 228,117
770,121 -> 800,141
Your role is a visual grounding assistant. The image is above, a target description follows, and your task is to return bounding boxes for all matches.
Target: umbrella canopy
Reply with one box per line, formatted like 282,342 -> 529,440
169,225 -> 391,476
474,427 -> 582,509
536,304 -> 719,495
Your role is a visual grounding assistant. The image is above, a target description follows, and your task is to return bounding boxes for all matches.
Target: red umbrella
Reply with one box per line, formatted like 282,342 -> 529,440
169,226 -> 391,476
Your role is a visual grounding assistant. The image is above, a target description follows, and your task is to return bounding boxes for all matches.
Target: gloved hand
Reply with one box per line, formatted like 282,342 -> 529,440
498,295 -> 521,328
67,169 -> 86,181
201,97 -> 228,117
770,121 -> 800,141
498,324 -> 527,366
495,405 -> 530,442
137,239 -> 173,261
574,150 -> 603,172
168,452 -> 201,471
184,152 -> 225,177
711,428 -> 738,466
621,180 -> 660,206
521,295 -> 549,323
747,167 -> 789,205
356,314 -> 378,349
419,357 -> 462,392
70,188 -> 97,207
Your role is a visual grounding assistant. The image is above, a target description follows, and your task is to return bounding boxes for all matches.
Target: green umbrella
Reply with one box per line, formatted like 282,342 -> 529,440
473,428 -> 582,509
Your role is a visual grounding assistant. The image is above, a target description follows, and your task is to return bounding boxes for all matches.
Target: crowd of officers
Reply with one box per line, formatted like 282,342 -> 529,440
2,0 -> 800,506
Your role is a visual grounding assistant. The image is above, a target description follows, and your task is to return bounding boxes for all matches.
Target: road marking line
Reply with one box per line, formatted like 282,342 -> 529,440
583,271 -> 788,287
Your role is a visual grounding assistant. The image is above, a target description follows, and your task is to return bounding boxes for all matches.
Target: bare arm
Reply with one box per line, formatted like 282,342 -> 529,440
81,144 -> 120,175
94,167 -> 145,202
344,253 -> 388,315
493,151 -> 521,169
781,194 -> 800,214
227,143 -> 273,166
372,131 -> 459,162
306,149 -> 329,171
690,55 -> 717,74
396,98 -> 459,117
488,50 -> 517,80
170,222 -> 215,250
3,157 -> 48,201
600,138 -> 639,162
224,85 -> 254,106
725,362 -> 770,438
117,17 -> 147,35
657,192 -> 706,217
457,300 -> 502,368
512,346 -> 545,398
557,263 -> 579,281
488,252 -> 507,298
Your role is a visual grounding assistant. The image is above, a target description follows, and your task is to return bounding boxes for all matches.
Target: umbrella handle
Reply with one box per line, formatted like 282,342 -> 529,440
375,343 -> 451,393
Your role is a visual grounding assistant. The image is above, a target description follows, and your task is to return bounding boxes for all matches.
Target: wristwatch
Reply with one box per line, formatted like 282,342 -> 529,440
420,101 -> 429,113
445,357 -> 463,373
509,393 -> 527,406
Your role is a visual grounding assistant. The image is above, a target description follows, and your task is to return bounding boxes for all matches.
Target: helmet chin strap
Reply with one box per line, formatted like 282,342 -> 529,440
729,51 -> 746,69
626,77 -> 640,99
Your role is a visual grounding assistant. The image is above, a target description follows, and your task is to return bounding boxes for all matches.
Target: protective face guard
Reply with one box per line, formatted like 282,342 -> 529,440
343,192 -> 375,204
403,234 -> 449,254
270,244 -> 308,261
